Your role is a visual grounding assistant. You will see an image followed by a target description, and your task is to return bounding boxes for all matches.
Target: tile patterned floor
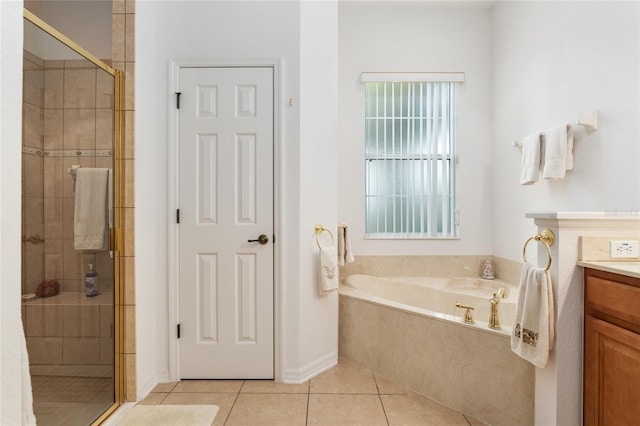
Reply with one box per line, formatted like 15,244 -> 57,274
140,358 -> 487,426
31,375 -> 113,426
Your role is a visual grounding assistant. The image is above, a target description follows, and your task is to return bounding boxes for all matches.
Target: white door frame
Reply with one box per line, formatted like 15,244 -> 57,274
167,58 -> 283,382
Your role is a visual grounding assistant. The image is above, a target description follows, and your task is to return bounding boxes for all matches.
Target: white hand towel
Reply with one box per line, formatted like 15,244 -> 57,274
511,263 -> 555,368
74,168 -> 110,250
519,132 -> 541,185
542,124 -> 572,179
338,227 -> 346,267
319,245 -> 338,294
344,226 -> 355,264
566,126 -> 575,170
337,224 -> 355,266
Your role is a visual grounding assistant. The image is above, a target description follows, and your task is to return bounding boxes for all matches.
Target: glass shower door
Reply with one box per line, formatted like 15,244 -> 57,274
21,11 -> 124,426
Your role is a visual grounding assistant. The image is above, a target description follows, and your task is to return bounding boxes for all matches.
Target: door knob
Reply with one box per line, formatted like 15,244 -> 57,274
248,234 -> 269,245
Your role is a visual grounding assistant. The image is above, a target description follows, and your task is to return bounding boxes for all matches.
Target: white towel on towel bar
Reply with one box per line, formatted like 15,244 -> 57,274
542,123 -> 573,179
74,168 -> 111,250
519,132 -> 541,185
319,245 -> 338,294
511,263 -> 555,368
337,224 -> 355,266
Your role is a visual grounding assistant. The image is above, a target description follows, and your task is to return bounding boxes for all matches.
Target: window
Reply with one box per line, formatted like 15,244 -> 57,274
364,76 -> 460,238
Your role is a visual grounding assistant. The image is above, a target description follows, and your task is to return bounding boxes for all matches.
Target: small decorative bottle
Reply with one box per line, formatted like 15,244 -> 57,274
85,263 -> 99,297
482,260 -> 495,280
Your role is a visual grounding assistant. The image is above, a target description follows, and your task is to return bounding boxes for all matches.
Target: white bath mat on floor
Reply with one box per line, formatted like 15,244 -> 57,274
117,404 -> 218,426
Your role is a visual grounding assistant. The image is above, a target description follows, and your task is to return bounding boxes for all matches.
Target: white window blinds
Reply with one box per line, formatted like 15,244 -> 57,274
364,80 -> 459,238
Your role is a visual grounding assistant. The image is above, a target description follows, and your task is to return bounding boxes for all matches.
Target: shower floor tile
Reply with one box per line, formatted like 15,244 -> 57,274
31,375 -> 113,426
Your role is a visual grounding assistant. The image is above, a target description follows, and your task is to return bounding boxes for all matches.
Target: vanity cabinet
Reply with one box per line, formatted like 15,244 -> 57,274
584,268 -> 640,426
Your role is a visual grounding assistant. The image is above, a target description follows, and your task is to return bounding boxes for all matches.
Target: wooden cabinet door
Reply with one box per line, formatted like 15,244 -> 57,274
584,315 -> 640,426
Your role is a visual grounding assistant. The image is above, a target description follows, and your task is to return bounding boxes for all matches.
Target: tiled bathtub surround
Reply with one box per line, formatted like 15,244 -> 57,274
339,296 -> 534,426
339,255 -> 523,285
339,255 -> 534,426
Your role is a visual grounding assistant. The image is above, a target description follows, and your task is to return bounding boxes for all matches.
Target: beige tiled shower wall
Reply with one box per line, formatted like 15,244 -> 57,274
22,52 -> 116,297
113,0 -> 136,401
41,58 -> 115,296
22,49 -> 117,370
22,51 -> 45,295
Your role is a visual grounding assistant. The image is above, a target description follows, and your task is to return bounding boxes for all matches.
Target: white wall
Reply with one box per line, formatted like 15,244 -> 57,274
0,2 -> 28,424
297,0 -> 339,374
491,1 -> 640,262
338,1 -> 494,256
136,0 -> 338,392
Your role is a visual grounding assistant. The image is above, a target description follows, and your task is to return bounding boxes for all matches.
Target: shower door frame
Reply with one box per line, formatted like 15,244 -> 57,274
22,9 -> 126,424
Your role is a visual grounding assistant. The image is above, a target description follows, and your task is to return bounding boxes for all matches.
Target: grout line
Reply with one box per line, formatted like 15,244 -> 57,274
463,414 -> 473,426
373,373 -> 391,426
222,385 -> 242,426
305,382 -> 310,426
307,391 -> 380,395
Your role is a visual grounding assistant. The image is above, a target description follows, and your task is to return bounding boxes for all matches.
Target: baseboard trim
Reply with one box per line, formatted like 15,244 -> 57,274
137,371 -> 160,402
281,351 -> 337,384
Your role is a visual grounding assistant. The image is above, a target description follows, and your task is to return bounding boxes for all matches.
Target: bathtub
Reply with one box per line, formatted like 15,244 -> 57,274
341,274 -> 518,332
338,273 -> 534,426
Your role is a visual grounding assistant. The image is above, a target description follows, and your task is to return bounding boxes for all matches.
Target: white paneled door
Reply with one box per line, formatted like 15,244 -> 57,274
178,67 -> 274,379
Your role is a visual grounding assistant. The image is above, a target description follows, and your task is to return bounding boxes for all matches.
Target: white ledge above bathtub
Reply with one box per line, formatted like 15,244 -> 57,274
526,211 -> 640,220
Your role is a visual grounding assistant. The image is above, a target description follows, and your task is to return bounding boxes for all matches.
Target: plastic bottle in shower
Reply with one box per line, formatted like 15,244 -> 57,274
85,263 -> 99,297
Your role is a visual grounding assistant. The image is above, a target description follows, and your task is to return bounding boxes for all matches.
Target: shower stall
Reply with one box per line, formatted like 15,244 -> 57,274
21,10 -> 125,425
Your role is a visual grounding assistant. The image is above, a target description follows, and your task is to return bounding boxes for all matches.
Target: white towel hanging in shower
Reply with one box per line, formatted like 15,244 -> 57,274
74,168 -> 111,250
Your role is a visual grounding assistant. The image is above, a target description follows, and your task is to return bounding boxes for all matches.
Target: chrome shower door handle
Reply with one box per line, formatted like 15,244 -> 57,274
248,234 -> 269,245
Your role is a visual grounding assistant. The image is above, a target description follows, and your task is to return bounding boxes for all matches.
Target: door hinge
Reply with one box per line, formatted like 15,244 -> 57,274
176,209 -> 180,224
177,324 -> 181,339
175,92 -> 182,109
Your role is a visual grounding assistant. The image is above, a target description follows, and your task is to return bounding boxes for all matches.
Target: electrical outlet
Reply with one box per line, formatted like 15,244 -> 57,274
610,240 -> 640,259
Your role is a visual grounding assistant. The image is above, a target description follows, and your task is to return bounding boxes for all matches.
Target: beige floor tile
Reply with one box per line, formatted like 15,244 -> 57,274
161,392 -> 237,426
225,393 -> 308,426
465,415 -> 489,426
151,382 -> 177,393
241,380 -> 309,394
374,374 -> 409,395
307,394 -> 387,426
137,392 -> 167,405
310,359 -> 378,394
381,394 -> 470,426
172,379 -> 244,393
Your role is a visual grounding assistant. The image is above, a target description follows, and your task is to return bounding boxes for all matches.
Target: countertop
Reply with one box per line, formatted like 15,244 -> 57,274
577,261 -> 640,280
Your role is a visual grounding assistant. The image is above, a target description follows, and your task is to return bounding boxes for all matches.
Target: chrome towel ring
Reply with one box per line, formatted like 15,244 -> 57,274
523,229 -> 555,271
